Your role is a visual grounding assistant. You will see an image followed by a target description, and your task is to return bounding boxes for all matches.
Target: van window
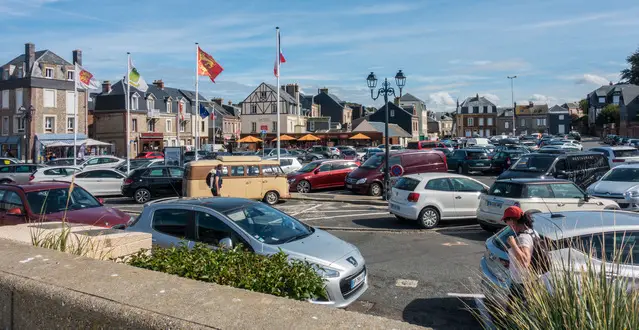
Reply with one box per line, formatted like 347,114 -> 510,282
554,159 -> 566,172
569,154 -> 608,170
488,182 -> 523,198
247,165 -> 260,176
511,155 -> 555,172
406,142 -> 419,149
230,166 -> 245,176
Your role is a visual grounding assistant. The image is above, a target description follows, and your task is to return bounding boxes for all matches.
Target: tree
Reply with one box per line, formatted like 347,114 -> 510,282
579,99 -> 588,114
621,47 -> 639,85
596,104 -> 620,126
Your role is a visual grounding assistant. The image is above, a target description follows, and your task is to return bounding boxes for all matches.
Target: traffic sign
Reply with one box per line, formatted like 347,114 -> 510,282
260,125 -> 268,131
390,164 -> 404,177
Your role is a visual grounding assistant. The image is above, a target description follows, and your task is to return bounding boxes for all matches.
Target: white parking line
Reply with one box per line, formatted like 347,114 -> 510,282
302,212 -> 389,221
395,279 -> 418,288
447,292 -> 485,299
291,204 -> 321,216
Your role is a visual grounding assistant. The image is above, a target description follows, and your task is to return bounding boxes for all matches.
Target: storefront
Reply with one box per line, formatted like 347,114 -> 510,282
139,132 -> 164,153
0,136 -> 22,159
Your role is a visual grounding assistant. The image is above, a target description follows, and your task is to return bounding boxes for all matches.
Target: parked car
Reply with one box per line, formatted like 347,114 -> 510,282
586,164 -> 639,212
184,150 -> 209,163
258,148 -> 290,159
125,197 -> 368,308
588,146 -> 639,168
329,147 -> 341,158
335,145 -> 355,152
359,148 -> 383,162
433,147 -> 453,159
490,150 -> 528,173
377,144 -> 404,151
115,159 -> 165,174
0,182 -> 130,228
406,141 -> 449,150
481,210 -> 639,293
567,131 -> 581,141
266,156 -> 303,174
497,152 -> 610,189
55,168 -> 126,196
447,149 -> 492,174
340,149 -> 359,160
122,166 -> 184,204
346,150 -> 448,196
0,164 -> 45,184
477,178 -> 619,231
308,146 -> 333,158
547,141 -> 582,151
81,156 -> 124,170
288,160 -> 360,193
0,157 -> 21,165
136,151 -> 164,159
302,151 -> 325,162
30,166 -> 81,182
45,158 -> 85,166
388,173 -> 489,229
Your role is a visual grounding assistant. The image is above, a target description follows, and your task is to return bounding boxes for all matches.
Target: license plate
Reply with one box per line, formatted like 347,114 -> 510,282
346,184 -> 353,189
475,162 -> 485,166
486,200 -> 503,208
390,203 -> 400,210
350,270 -> 366,289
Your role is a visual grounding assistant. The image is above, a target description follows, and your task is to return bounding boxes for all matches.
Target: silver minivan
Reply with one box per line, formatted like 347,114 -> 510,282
126,197 -> 368,308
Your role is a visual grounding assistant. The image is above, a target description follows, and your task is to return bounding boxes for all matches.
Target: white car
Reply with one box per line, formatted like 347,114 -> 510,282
589,146 -> 639,168
115,158 -> 164,174
30,166 -> 82,182
548,141 -> 582,151
81,156 -> 124,170
55,168 -> 126,196
586,164 -> 639,212
268,156 -> 302,174
388,173 -> 489,229
477,178 -> 619,231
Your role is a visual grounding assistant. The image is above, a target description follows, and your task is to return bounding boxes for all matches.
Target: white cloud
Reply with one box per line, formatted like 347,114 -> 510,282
529,94 -> 557,105
516,12 -> 619,29
480,93 -> 500,105
427,92 -> 456,107
575,74 -> 609,85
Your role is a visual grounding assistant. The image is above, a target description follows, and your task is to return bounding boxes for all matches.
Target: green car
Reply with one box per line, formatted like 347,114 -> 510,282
447,149 -> 492,174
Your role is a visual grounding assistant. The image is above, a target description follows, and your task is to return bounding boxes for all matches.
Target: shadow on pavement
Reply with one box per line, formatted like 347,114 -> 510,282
436,227 -> 494,242
351,217 -> 419,230
403,297 -> 479,329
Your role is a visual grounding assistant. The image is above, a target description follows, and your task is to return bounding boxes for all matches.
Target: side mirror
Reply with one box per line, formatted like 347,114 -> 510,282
313,168 -> 320,174
219,237 -> 233,250
7,207 -> 23,216
98,198 -> 105,205
583,194 -> 591,202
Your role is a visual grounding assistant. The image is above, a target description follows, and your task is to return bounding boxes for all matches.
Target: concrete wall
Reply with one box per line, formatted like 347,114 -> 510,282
0,239 -> 424,330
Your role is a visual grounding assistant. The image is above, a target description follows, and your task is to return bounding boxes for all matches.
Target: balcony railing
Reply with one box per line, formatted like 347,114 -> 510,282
148,109 -> 160,118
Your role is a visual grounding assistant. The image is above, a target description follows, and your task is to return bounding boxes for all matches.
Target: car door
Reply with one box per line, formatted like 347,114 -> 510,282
14,165 -> 35,184
0,189 -> 9,225
1,190 -> 27,226
424,178 -> 456,219
222,165 -> 247,198
144,168 -> 172,196
328,162 -> 352,188
193,208 -> 250,249
150,207 -> 196,248
449,177 -> 486,217
73,171 -> 103,195
168,167 -> 184,196
309,162 -> 333,189
548,182 -> 602,211
96,170 -> 126,196
245,165 -> 263,199
449,150 -> 465,170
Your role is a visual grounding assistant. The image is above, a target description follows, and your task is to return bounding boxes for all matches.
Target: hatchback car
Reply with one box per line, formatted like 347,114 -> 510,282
81,156 -> 124,169
388,173 -> 489,229
30,166 -> 81,182
55,168 -> 126,196
447,149 -> 492,174
0,182 -> 130,227
589,146 -> 639,168
125,197 -> 368,308
45,158 -> 85,166
586,164 -> 639,211
340,149 -> 359,160
267,156 -> 303,174
288,160 -> 360,193
0,164 -> 45,184
122,166 -> 184,203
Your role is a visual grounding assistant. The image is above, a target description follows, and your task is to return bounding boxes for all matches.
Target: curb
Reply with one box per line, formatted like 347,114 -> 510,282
288,196 -> 388,206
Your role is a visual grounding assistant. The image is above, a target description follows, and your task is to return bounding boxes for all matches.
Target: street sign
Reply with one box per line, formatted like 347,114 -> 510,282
260,125 -> 268,131
390,164 -> 404,177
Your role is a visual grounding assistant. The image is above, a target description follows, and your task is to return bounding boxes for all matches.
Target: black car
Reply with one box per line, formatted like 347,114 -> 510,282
490,150 -> 528,173
122,166 -> 185,203
447,149 -> 492,174
497,152 -> 609,189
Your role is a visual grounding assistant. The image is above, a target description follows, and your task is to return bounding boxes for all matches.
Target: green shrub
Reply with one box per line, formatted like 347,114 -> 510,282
126,243 -> 327,301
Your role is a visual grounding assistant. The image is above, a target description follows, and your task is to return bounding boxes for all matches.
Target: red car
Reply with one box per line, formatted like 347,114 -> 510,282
287,159 -> 360,193
136,151 -> 164,159
0,182 -> 131,228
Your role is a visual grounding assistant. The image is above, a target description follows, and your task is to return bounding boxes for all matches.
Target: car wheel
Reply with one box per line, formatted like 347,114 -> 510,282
134,188 -> 151,204
418,207 -> 440,229
263,191 -> 279,205
369,182 -> 383,196
0,179 -> 12,185
296,180 -> 311,193
331,155 -> 339,159
479,222 -> 498,232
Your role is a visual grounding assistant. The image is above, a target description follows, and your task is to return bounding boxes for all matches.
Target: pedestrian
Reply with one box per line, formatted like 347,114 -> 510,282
502,205 -> 535,304
209,164 -> 223,197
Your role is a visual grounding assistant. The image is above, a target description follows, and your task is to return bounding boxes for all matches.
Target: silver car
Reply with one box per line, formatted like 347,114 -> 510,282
126,197 -> 368,308
0,164 -> 45,184
587,164 -> 639,211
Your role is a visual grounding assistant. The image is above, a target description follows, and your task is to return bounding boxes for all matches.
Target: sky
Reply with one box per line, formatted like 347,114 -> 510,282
1,0 -> 639,112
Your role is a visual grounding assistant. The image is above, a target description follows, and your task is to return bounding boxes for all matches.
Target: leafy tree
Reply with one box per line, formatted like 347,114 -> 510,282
579,99 -> 588,114
621,47 -> 639,85
570,114 -> 580,124
596,104 -> 620,126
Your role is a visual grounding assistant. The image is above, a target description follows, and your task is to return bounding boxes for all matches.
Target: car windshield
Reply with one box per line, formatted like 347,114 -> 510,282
511,156 -> 555,172
224,203 -> 313,245
361,154 -> 384,169
601,168 -> 639,182
613,149 -> 639,157
26,187 -> 102,215
342,150 -> 357,155
297,162 -> 320,173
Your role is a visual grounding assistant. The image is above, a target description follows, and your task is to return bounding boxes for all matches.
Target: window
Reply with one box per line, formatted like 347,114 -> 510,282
549,183 -> 583,199
524,184 -> 553,198
167,101 -> 172,113
43,168 -> 66,176
488,182 -> 523,198
260,91 -> 267,98
505,121 -> 509,129
598,96 -> 605,103
45,67 -> 53,78
201,121 -> 205,133
44,116 -> 55,133
487,118 -> 493,126
575,231 -> 639,265
166,119 -> 172,132
251,122 -> 257,132
612,95 -> 620,105
15,88 -> 23,112
483,106 -> 488,113
425,178 -> 452,191
520,118 -> 526,126
196,211 -> 236,246
179,121 -> 186,132
152,208 -> 192,238
146,168 -> 167,177
65,91 -> 75,114
14,116 -> 25,133
131,95 -> 139,110
147,119 -> 155,132
271,105 -> 277,113
147,98 -> 155,110
473,106 -> 479,113
2,191 -> 24,212
467,117 -> 474,126
247,165 -> 260,176
230,166 -> 245,176
272,121 -> 277,132
128,118 -> 136,132
536,118 -> 546,126
169,168 -> 184,178
317,163 -> 332,172
2,116 -> 9,135
2,69 -> 7,80
250,104 -> 257,114
1,90 -> 8,109
450,178 -> 485,192
15,165 -> 34,173
262,165 -> 284,176
0,167 -> 11,173
66,116 -> 74,132
479,118 -> 484,126
390,109 -> 395,117
67,70 -> 74,81
44,89 -> 56,107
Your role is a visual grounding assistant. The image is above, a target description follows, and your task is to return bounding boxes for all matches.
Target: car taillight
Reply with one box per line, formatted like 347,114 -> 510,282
124,178 -> 134,185
613,159 -> 625,163
29,174 -> 34,181
407,192 -> 420,202
506,158 -> 511,166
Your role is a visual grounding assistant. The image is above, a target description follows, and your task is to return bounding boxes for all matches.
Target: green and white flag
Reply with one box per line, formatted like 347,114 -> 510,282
127,57 -> 148,92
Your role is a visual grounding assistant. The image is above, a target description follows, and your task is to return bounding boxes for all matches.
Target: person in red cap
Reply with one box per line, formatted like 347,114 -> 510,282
502,205 -> 535,304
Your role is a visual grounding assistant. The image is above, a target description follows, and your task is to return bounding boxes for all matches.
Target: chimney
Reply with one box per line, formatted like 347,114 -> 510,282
152,79 -> 164,90
72,49 -> 82,66
394,96 -> 400,105
102,80 -> 111,94
212,98 -> 223,105
319,87 -> 328,94
284,84 -> 300,115
529,101 -> 534,107
25,43 -> 35,76
228,100 -> 232,105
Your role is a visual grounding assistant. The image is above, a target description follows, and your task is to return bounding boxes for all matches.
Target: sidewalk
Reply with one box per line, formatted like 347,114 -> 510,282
290,192 -> 388,206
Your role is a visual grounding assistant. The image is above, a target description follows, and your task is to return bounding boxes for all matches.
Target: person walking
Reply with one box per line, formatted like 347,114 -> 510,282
502,205 -> 535,304
209,164 -> 223,197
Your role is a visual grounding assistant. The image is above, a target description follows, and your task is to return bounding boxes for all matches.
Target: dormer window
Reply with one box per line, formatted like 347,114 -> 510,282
147,97 -> 155,110
67,70 -> 74,81
612,94 -> 620,105
390,109 -> 395,117
598,96 -> 606,103
167,99 -> 172,113
45,67 -> 53,79
131,94 -> 139,110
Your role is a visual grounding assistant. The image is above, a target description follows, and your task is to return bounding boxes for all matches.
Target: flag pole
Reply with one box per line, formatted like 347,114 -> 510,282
126,52 -> 131,174
73,63 -> 78,166
276,27 -> 281,162
195,42 -> 200,156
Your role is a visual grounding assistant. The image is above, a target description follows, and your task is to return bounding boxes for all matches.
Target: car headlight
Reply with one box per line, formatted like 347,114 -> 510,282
288,178 -> 296,184
311,264 -> 340,278
625,190 -> 639,198
356,178 -> 367,184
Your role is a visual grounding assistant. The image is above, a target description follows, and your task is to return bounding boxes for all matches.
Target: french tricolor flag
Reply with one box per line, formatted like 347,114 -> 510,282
274,28 -> 286,77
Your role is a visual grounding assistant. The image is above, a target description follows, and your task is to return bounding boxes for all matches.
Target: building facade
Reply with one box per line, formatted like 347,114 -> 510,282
548,105 -> 571,135
240,83 -> 306,135
313,88 -> 352,131
399,93 -> 428,138
209,98 -> 241,144
515,102 -> 549,135
496,108 -> 514,136
369,102 -> 419,141
455,94 -> 497,137
0,43 -> 88,160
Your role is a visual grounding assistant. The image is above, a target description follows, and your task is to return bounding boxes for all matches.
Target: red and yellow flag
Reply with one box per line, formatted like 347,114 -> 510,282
198,46 -> 223,83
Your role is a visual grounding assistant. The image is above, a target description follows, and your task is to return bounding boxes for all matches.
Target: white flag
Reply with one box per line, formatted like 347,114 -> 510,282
127,57 -> 148,92
75,64 -> 101,90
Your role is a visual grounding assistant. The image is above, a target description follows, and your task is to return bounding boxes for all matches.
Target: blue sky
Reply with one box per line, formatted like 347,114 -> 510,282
2,0 -> 639,111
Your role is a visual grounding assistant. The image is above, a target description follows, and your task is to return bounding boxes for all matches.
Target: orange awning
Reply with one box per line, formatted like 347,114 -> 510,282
349,133 -> 371,140
237,135 -> 263,143
297,134 -> 321,142
272,134 -> 296,141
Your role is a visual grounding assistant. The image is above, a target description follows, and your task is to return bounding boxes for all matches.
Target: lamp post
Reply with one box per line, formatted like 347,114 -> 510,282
366,70 -> 406,200
507,76 -> 517,137
18,105 -> 35,163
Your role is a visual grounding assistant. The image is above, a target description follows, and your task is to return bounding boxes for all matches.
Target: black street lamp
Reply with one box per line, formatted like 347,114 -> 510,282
18,105 -> 35,162
366,70 -> 407,200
